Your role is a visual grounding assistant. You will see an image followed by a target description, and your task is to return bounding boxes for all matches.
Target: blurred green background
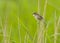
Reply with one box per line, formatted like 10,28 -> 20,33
0,0 -> 60,43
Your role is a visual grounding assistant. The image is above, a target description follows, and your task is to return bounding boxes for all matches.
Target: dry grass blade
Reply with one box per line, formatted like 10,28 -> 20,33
3,2 -> 9,43
37,0 -> 47,43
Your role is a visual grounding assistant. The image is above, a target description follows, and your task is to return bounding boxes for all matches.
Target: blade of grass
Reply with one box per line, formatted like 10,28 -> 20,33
50,16 -> 60,38
24,32 -> 29,43
54,10 -> 57,43
24,33 -> 27,43
45,21 -> 51,43
33,30 -> 37,43
3,2 -> 9,43
8,24 -> 12,43
37,0 -> 47,43
17,17 -> 21,43
20,20 -> 33,41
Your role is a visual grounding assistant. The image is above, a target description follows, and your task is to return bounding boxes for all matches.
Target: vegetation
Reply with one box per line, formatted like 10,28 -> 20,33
0,0 -> 60,43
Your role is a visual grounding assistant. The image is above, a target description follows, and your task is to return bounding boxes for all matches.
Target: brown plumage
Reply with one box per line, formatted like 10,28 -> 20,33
33,12 -> 43,20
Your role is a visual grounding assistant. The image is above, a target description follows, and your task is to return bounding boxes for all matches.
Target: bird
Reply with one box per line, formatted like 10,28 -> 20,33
33,12 -> 47,27
33,12 -> 43,21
